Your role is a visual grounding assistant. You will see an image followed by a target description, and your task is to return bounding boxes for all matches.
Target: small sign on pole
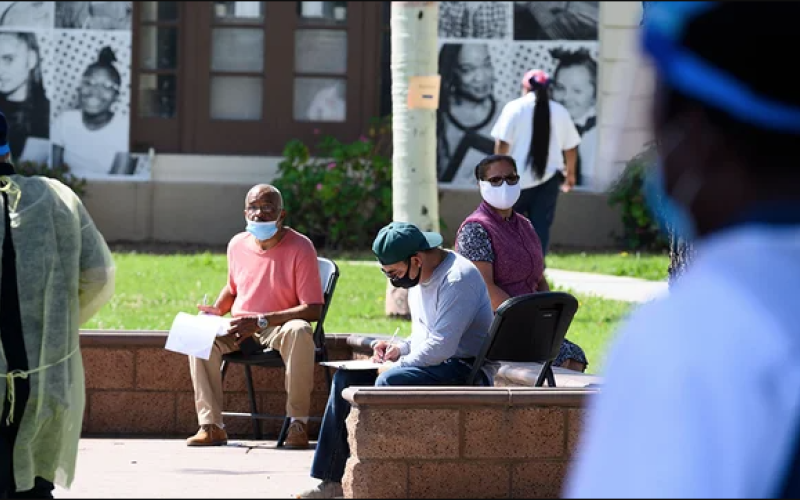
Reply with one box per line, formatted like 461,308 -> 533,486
407,75 -> 441,110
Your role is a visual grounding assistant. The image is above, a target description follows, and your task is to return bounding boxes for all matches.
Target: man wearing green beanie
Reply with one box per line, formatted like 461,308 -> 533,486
298,221 -> 495,498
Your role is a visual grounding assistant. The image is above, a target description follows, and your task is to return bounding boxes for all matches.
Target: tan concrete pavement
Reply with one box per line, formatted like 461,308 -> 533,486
55,438 -> 320,499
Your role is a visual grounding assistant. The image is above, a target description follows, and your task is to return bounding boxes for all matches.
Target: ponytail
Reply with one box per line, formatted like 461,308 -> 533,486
528,79 -> 551,180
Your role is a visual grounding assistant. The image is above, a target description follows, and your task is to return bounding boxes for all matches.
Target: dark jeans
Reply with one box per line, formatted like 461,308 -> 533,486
513,172 -> 564,256
310,359 -> 479,483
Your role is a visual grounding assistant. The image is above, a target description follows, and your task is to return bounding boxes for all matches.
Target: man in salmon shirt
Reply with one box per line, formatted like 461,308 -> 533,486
186,184 -> 324,449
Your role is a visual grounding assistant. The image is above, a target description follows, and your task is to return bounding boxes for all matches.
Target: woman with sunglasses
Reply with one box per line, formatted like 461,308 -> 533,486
455,154 -> 587,372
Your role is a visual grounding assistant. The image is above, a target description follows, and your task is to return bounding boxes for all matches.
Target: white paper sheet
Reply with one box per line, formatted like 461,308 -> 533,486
319,359 -> 395,371
164,312 -> 232,360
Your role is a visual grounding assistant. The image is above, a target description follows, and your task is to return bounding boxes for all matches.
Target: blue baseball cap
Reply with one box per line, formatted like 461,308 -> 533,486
0,112 -> 8,156
642,2 -> 800,133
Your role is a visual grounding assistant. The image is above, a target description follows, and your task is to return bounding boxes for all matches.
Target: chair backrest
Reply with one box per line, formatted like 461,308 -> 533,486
468,291 -> 579,384
313,257 -> 340,349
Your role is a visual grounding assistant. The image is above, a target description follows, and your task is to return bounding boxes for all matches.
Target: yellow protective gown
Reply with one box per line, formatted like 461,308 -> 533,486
0,174 -> 114,491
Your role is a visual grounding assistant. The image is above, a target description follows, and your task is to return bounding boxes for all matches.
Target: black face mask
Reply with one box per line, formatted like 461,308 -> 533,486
389,258 -> 421,289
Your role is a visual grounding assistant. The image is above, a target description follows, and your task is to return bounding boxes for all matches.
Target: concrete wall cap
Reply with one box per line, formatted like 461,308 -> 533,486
342,386 -> 598,407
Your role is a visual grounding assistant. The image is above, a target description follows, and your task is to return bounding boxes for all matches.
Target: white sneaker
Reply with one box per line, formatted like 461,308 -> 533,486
295,481 -> 343,499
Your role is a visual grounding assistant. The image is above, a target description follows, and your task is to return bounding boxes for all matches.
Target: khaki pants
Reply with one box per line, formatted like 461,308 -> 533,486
188,319 -> 316,426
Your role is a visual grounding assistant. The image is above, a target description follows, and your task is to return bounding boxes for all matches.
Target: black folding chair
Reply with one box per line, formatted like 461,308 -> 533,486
467,292 -> 579,387
220,257 -> 339,445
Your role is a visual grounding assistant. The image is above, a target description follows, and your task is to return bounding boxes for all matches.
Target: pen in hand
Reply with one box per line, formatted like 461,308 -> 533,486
381,327 -> 400,363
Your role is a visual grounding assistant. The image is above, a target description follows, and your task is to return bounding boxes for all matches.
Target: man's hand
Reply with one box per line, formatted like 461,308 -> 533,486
561,171 -> 577,193
371,341 -> 401,363
198,304 -> 222,316
227,316 -> 260,346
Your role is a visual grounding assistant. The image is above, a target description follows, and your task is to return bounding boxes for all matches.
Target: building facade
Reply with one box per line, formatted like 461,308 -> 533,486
1,1 -> 651,248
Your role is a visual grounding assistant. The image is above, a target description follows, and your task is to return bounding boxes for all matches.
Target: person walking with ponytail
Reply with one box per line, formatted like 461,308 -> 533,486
490,69 -> 581,257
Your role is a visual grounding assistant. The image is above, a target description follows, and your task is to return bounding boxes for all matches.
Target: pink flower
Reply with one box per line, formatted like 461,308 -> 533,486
316,183 -> 323,191
327,162 -> 336,170
359,135 -> 368,142
313,128 -> 321,135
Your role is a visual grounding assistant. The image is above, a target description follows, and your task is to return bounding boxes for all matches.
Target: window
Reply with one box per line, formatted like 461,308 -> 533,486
130,1 -> 383,156
131,1 -> 181,152
294,2 -> 349,122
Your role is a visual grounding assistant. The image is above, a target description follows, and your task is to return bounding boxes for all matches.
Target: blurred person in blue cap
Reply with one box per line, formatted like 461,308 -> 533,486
566,2 -> 800,497
0,110 -> 114,497
298,221 -> 494,499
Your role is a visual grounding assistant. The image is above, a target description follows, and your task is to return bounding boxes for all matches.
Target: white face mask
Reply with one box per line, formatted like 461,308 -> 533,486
479,180 -> 521,210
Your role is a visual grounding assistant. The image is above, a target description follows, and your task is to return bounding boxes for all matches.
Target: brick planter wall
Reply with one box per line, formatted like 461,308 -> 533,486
342,387 -> 596,499
79,331 -> 354,438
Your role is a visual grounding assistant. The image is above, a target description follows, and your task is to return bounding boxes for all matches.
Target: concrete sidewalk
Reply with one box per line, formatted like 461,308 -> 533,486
545,268 -> 669,303
55,438 -> 319,499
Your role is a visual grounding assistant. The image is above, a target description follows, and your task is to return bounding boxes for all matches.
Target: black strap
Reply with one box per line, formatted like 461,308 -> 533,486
0,173 -> 30,428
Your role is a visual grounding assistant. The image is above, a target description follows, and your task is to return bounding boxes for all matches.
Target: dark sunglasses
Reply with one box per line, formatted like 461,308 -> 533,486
484,174 -> 520,187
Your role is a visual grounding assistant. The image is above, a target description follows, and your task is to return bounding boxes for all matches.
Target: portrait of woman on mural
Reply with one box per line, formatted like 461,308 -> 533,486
438,2 -> 510,40
55,1 -> 132,30
514,1 -> 599,41
51,46 -> 133,179
437,42 -> 503,185
0,2 -> 54,29
0,31 -> 49,163
550,47 -> 597,187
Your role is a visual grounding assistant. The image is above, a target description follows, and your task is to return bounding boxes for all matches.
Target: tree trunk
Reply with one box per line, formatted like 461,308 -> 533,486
385,1 -> 440,318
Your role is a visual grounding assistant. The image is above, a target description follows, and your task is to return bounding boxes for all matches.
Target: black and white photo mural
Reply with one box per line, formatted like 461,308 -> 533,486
0,1 -> 141,180
437,1 -> 600,190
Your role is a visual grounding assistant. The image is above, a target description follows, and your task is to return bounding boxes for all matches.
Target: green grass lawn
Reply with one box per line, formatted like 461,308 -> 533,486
547,251 -> 670,281
86,252 -> 637,372
323,249 -> 670,281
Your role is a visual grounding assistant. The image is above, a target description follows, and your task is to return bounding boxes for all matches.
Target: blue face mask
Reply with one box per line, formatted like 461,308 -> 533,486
643,159 -> 697,241
246,219 -> 279,241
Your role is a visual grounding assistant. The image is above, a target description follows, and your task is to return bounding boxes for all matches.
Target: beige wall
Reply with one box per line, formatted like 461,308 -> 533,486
84,180 -> 624,249
596,1 -> 654,188
83,2 -> 642,250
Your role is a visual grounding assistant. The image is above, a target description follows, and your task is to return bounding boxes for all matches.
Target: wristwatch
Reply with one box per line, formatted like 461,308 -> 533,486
257,315 -> 269,330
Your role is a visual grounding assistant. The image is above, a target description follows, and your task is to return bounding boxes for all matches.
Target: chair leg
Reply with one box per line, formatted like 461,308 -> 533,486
319,342 -> 333,392
276,416 -> 291,448
546,364 -> 557,388
243,366 -> 262,440
536,361 -> 557,387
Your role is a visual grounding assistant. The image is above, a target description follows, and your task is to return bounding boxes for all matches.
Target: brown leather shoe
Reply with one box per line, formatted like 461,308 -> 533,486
186,424 -> 228,446
283,420 -> 309,449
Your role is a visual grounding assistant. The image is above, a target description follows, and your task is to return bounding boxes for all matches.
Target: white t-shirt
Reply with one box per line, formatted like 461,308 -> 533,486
51,110 -> 129,179
490,93 -> 581,189
565,225 -> 800,498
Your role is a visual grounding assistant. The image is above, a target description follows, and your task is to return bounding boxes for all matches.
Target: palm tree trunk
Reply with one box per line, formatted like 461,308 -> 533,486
385,1 -> 440,318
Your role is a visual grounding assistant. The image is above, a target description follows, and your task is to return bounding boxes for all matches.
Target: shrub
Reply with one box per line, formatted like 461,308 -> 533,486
607,143 -> 668,251
13,160 -> 87,199
273,116 -> 393,250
